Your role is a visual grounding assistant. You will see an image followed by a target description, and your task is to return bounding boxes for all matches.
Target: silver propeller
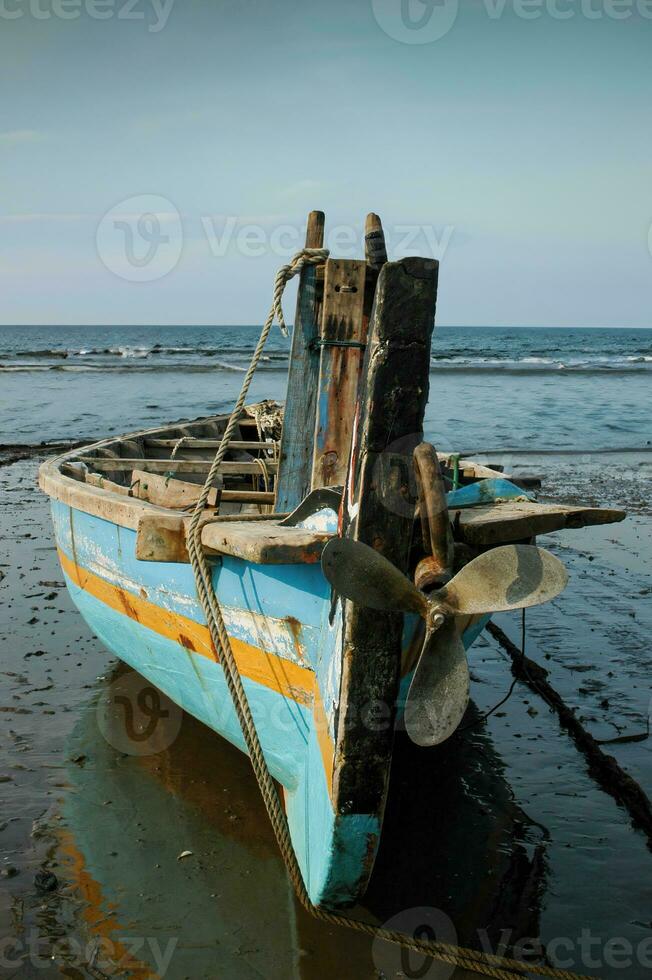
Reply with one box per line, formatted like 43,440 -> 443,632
321,539 -> 568,746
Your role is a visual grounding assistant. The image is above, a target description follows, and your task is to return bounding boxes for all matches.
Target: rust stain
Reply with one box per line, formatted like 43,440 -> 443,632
57,547 -> 316,708
56,546 -> 341,801
285,615 -> 305,664
117,587 -> 139,622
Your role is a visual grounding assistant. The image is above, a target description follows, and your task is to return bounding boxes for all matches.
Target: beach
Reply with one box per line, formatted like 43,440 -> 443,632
1,326 -> 651,979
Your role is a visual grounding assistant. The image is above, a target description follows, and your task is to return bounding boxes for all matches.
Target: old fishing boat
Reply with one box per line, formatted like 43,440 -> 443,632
39,211 -> 625,910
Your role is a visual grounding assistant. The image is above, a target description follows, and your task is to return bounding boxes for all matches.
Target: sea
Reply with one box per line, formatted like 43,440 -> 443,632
1,324 -> 651,977
1,325 -> 651,453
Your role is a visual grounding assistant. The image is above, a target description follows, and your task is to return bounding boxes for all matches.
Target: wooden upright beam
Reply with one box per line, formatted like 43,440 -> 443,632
364,212 -> 388,270
275,210 -> 325,512
311,258 -> 367,489
333,256 -> 439,816
363,212 -> 388,334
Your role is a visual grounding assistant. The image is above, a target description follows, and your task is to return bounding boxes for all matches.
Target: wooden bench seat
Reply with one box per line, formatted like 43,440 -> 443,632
200,522 -> 331,564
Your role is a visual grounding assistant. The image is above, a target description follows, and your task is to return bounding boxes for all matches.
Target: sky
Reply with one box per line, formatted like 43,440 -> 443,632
1,0 -> 651,327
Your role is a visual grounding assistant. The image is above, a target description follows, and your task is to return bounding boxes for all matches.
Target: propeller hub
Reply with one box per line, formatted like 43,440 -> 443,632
427,609 -> 446,632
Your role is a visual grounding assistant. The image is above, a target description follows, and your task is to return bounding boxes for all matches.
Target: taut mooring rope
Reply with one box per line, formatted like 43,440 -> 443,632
185,250 -> 591,980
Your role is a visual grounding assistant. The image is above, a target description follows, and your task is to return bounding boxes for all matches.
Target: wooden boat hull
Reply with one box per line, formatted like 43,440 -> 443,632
49,494 -> 486,908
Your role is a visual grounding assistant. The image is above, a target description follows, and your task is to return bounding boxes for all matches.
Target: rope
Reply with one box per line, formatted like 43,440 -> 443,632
252,456 -> 272,513
185,250 -> 591,980
165,435 -> 189,480
252,456 -> 270,493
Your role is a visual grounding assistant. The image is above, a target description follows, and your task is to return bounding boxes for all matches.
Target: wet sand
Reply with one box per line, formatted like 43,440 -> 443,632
1,449 -> 650,979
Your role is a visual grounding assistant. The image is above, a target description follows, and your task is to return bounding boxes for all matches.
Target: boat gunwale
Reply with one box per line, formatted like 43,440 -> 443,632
38,410 -> 252,531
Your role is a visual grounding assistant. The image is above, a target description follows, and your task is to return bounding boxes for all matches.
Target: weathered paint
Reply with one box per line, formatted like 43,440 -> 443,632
311,258 -> 367,490
50,497 -> 491,908
51,499 -> 382,906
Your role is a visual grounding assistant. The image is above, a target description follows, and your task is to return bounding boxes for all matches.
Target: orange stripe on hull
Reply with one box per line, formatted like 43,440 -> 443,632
58,547 -> 335,798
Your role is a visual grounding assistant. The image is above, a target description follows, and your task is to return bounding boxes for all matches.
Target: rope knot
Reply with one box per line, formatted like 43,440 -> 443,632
273,247 -> 328,337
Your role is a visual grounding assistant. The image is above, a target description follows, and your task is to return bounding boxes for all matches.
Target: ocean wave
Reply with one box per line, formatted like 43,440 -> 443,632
1,347 -> 650,375
0,362 -> 287,374
427,355 -> 652,373
0,344 -> 291,361
0,365 -> 53,372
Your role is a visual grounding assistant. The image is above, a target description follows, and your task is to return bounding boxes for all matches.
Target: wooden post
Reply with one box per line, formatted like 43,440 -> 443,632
364,212 -> 388,270
362,212 -> 388,331
310,258 -> 367,489
333,256 -> 439,814
275,210 -> 325,512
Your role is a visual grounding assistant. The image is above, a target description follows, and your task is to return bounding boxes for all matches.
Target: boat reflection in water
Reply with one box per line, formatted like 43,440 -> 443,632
59,661 -> 547,979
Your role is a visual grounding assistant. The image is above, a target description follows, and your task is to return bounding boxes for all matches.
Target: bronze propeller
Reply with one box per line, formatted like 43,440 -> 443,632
321,538 -> 568,746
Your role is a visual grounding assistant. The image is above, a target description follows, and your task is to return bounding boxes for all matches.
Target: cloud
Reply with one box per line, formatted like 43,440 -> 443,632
0,129 -> 44,146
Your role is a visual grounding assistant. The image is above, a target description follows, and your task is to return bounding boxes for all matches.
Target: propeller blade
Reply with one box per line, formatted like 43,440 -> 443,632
439,544 -> 568,616
321,538 -> 429,618
404,620 -> 469,746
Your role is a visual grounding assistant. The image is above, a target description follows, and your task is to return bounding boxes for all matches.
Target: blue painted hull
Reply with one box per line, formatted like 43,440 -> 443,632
51,498 -> 487,909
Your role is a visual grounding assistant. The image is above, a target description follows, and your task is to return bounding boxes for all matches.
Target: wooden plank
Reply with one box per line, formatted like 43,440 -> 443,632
311,258 -> 367,489
201,522 -> 330,565
144,439 -> 274,451
135,511 -> 245,563
437,453 -> 505,481
84,472 -> 131,496
131,470 -> 275,508
136,511 -> 296,562
131,470 -> 220,508
136,513 -> 191,563
453,501 -> 626,546
81,458 -> 278,476
276,210 -> 325,512
335,257 -> 439,817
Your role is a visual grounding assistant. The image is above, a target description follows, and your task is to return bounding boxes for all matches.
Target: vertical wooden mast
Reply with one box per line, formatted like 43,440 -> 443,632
275,210 -> 325,512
